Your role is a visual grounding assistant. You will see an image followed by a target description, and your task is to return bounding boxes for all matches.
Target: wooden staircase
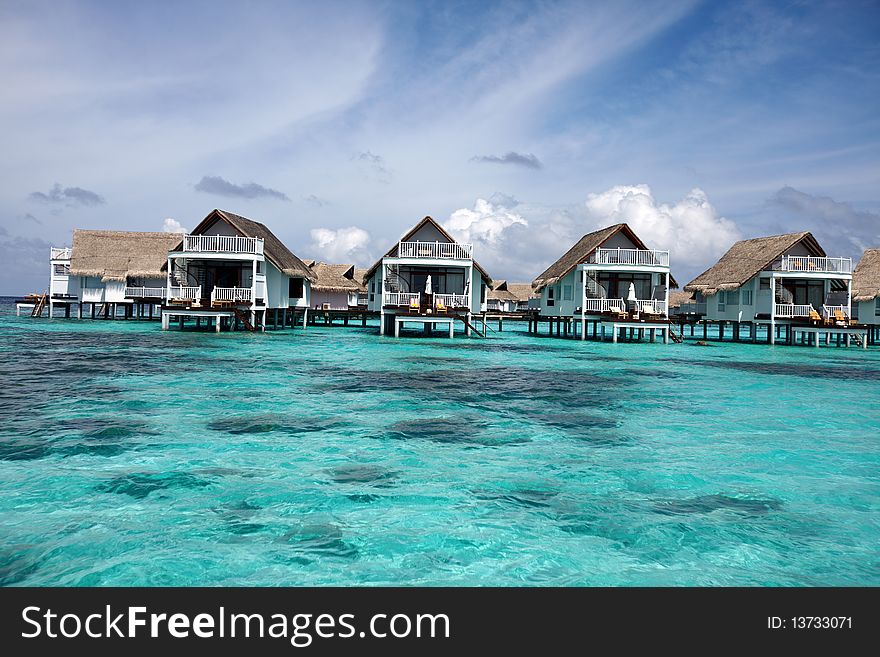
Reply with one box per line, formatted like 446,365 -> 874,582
460,314 -> 485,338
233,308 -> 255,331
30,293 -> 48,317
668,325 -> 683,343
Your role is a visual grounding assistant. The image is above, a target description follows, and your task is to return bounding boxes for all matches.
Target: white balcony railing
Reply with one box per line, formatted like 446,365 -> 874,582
384,292 -> 421,307
821,305 -> 848,320
169,286 -> 202,300
634,299 -> 668,316
397,241 -> 472,260
581,297 -> 627,313
125,287 -> 167,299
676,302 -> 707,315
777,256 -> 852,274
183,234 -> 264,255
50,247 -> 72,260
775,303 -> 814,318
434,293 -> 469,309
589,247 -> 669,267
81,287 -> 104,303
211,287 -> 252,304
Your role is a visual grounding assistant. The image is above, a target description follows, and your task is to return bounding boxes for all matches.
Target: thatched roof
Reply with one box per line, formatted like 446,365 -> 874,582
186,209 -> 315,281
70,230 -> 183,282
353,268 -> 369,286
488,280 -> 517,301
668,290 -> 694,308
685,232 -> 823,296
363,216 -> 492,284
507,283 -> 537,302
853,248 -> 880,302
305,262 -> 366,293
532,223 -> 677,291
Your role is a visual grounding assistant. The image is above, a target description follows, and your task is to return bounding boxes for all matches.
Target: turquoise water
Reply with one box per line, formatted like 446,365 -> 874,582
1,299 -> 878,586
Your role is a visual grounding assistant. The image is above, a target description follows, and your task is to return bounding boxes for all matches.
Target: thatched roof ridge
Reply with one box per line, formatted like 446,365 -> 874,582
532,223 -> 677,291
852,248 -> 880,302
684,232 -> 822,296
70,230 -> 183,281
187,209 -> 315,281
353,268 -> 369,286
488,280 -> 517,301
668,290 -> 694,308
363,216 -> 492,284
308,262 -> 366,293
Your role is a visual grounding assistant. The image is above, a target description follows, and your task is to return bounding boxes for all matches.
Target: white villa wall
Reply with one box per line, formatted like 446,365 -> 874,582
407,223 -> 450,244
857,299 -> 880,325
311,290 -> 352,310
471,267 -> 486,313
601,232 -> 639,250
202,222 -> 239,237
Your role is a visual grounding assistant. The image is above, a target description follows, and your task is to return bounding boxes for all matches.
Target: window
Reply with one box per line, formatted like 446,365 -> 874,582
563,284 -> 572,301
760,278 -> 771,290
289,278 -> 304,298
481,283 -> 487,303
547,286 -> 555,307
256,260 -> 263,274
875,298 -> 880,316
728,290 -> 740,305
717,292 -> 725,312
742,290 -> 753,305
53,263 -> 70,276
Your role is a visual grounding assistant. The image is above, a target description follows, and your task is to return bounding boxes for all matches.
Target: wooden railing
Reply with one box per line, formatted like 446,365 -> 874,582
211,287 -> 252,303
777,256 -> 852,274
169,285 -> 202,300
125,287 -> 167,299
50,247 -> 72,260
589,247 -> 669,267
582,297 -> 626,313
821,305 -> 848,320
775,303 -> 814,318
183,234 -> 264,255
397,241 -> 472,259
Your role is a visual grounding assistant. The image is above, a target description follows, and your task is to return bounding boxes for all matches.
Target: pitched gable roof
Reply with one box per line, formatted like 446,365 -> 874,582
189,209 -> 315,281
70,230 -> 184,281
532,223 -> 676,291
364,216 -> 492,283
684,232 -> 823,296
852,248 -> 880,302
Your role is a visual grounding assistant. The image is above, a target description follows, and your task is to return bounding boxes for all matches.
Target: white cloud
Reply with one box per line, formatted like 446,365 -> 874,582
445,185 -> 741,283
308,226 -> 372,264
162,217 -> 187,233
584,184 -> 740,267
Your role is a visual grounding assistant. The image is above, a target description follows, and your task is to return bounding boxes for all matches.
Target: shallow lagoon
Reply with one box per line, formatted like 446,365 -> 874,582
1,303 -> 878,586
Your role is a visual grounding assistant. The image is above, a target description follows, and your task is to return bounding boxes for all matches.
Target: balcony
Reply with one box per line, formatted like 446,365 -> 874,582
397,241 -> 472,260
51,247 -> 72,260
775,303 -> 815,318
169,286 -> 202,301
383,292 -> 469,309
211,287 -> 252,305
775,256 -> 851,274
183,234 -> 264,255
125,286 -> 167,299
588,247 -> 669,267
676,302 -> 707,315
581,298 -> 626,314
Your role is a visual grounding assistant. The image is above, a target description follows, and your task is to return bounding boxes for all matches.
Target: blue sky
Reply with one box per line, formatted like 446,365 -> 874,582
1,0 -> 879,293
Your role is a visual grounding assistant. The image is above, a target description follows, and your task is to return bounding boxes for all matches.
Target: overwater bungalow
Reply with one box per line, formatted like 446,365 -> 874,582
362,216 -> 492,337
47,231 -> 184,319
531,223 -> 674,342
487,281 -> 536,313
162,209 -> 315,331
684,231 -> 864,346
852,248 -> 880,342
304,261 -> 367,310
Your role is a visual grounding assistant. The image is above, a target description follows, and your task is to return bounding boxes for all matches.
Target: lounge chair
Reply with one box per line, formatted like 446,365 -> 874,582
808,309 -> 822,324
642,302 -> 660,317
608,303 -> 627,320
409,298 -> 420,314
833,310 -> 847,326
436,299 -> 448,314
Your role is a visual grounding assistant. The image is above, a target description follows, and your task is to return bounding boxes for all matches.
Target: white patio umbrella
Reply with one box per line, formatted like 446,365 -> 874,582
626,282 -> 637,302
425,275 -> 433,294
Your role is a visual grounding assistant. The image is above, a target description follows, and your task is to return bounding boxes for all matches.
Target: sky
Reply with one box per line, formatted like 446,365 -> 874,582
1,0 -> 879,294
